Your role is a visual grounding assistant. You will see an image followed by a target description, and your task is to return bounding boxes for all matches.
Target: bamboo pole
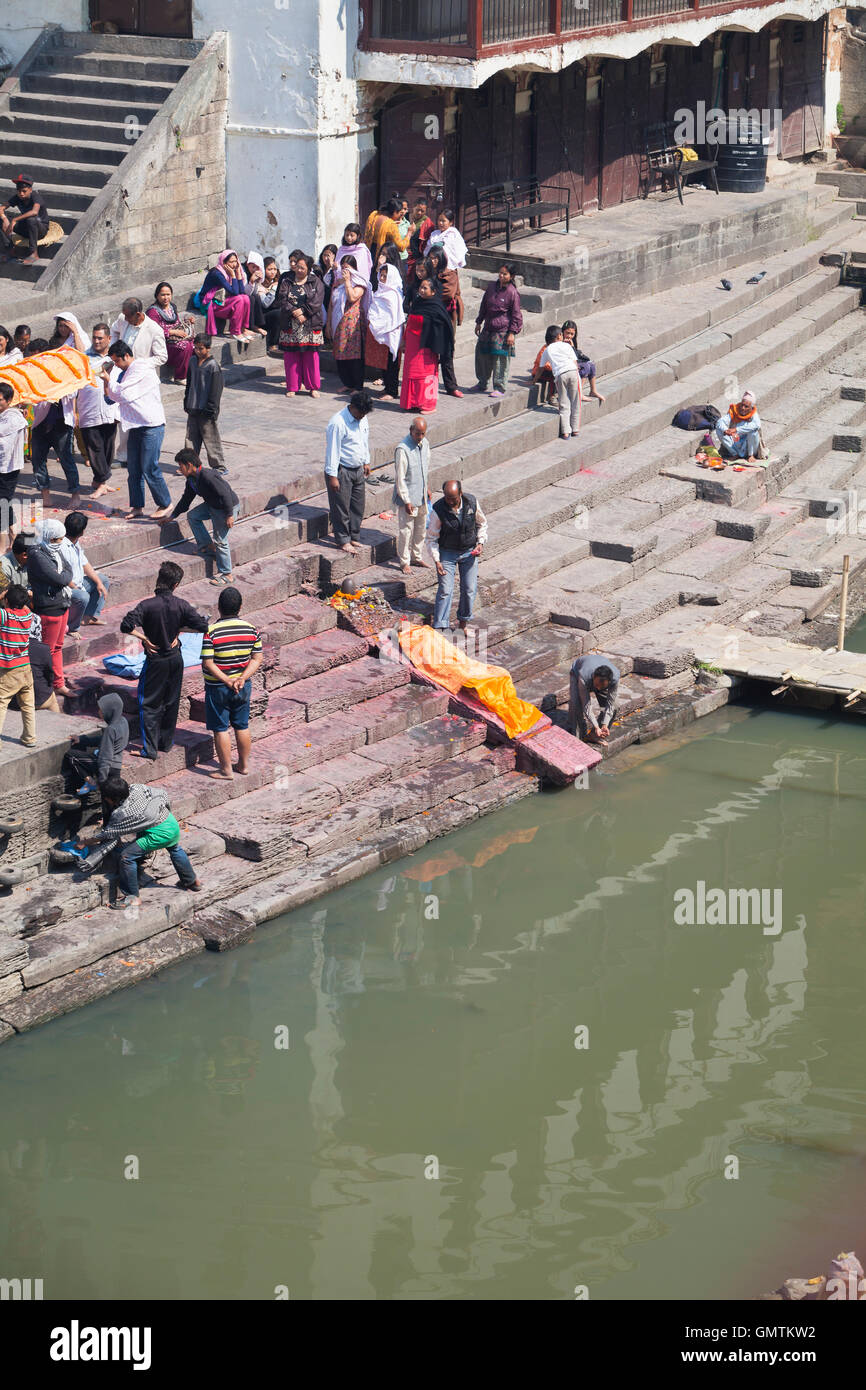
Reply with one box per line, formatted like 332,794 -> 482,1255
837,555 -> 851,653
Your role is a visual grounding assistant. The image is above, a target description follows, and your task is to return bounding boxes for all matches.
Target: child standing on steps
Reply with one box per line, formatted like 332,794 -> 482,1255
561,321 -> 606,404
536,325 -> 582,440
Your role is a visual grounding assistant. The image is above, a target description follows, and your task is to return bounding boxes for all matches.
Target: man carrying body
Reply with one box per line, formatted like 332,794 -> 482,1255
73,322 -> 119,498
568,655 -> 620,743
0,175 -> 49,266
109,297 -> 168,466
324,389 -> 373,555
393,417 -> 431,575
427,480 -> 487,633
120,560 -> 209,759
101,340 -> 171,518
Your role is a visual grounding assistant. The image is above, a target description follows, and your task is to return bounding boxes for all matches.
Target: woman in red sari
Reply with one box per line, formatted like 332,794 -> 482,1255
400,277 -> 454,415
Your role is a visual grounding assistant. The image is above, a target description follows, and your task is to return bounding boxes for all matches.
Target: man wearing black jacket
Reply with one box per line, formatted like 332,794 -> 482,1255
161,449 -> 240,586
120,560 -> 209,759
183,334 -> 225,472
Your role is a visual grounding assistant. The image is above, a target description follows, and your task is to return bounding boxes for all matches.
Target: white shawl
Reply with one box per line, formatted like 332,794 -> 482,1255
367,264 -> 406,360
56,310 -> 91,353
335,242 -> 372,281
329,266 -> 372,335
424,226 -> 467,270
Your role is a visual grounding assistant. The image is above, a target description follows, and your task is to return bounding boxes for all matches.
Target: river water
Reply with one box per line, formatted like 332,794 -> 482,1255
2,699 -> 865,1301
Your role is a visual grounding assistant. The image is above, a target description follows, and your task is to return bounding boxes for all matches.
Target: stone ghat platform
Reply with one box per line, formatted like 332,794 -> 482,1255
693,623 -> 866,710
4,189 -> 866,1038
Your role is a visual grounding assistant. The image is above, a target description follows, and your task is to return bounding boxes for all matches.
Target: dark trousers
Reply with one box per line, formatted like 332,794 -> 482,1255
264,306 -> 281,349
80,422 -> 116,485
441,351 -> 458,394
0,215 -> 48,254
185,411 -> 226,471
327,465 -> 365,546
383,353 -> 400,396
31,420 -> 80,492
137,646 -> 184,757
119,838 -> 197,897
336,358 -> 364,390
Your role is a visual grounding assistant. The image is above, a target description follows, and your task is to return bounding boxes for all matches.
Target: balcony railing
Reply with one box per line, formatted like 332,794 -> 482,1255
360,0 -> 781,54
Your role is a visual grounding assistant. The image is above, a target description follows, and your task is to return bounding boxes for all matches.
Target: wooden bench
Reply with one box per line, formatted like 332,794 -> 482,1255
473,179 -> 571,251
642,122 -> 719,204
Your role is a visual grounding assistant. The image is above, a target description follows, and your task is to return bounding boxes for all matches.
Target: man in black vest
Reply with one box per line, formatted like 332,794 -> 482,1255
428,479 -> 488,632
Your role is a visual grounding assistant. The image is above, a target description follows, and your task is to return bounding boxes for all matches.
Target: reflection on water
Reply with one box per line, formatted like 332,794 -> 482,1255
2,706 -> 866,1300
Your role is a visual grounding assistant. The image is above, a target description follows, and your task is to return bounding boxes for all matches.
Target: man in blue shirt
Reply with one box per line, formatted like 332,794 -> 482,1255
324,389 -> 373,554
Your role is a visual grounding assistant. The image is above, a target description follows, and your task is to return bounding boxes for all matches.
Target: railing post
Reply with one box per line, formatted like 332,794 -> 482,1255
552,0 -> 562,37
623,0 -> 633,22
468,0 -> 484,54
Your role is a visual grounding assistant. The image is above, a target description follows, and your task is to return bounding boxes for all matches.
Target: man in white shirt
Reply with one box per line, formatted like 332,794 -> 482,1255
60,511 -> 109,632
0,382 -> 27,552
110,297 -> 167,465
63,322 -> 119,500
101,341 -> 171,519
537,324 -> 581,440
324,390 -> 373,554
392,417 -> 431,574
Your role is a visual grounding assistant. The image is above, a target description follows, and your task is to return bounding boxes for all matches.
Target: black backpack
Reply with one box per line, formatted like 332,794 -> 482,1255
672,404 -> 721,431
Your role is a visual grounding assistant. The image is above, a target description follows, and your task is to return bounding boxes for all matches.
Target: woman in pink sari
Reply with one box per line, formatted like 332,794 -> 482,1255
147,281 -> 195,383
199,250 -> 252,341
400,277 -> 453,414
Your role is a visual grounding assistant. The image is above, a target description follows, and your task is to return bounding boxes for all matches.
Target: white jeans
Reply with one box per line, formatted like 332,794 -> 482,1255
556,369 -> 581,437
396,503 -> 427,566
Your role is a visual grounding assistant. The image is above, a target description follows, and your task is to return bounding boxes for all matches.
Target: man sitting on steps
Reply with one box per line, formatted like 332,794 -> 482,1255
77,775 -> 200,912
568,655 -> 620,744
0,175 -> 49,267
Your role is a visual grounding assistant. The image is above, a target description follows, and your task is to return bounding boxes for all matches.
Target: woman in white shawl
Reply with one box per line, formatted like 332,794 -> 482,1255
365,247 -> 405,400
242,251 -> 269,337
424,208 -> 468,270
0,326 -> 22,367
53,311 -> 91,353
334,223 -> 373,282
329,257 -> 372,392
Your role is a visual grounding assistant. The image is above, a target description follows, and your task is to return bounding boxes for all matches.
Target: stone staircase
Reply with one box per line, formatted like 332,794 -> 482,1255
0,31 -> 199,287
3,201 -> 866,1036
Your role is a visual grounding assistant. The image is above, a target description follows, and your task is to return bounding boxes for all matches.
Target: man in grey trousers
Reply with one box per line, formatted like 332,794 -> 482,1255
184,334 -> 226,472
393,416 -> 431,574
568,654 -> 620,742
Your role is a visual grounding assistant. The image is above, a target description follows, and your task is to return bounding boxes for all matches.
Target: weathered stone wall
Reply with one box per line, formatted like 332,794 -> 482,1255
39,32 -> 228,302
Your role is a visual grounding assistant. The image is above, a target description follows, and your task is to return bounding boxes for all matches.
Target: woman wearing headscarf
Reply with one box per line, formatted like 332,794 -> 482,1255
400,276 -> 453,414
475,262 -> 523,398
366,247 -> 406,400
424,207 -> 468,271
146,282 -> 194,384
53,311 -> 91,353
329,257 -> 370,393
276,251 -> 325,397
26,519 -> 75,696
334,224 -> 373,282
240,252 -> 269,338
199,250 -> 252,341
315,244 -> 339,329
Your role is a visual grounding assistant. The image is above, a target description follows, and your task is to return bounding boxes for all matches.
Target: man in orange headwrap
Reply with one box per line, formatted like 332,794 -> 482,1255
714,389 -> 761,462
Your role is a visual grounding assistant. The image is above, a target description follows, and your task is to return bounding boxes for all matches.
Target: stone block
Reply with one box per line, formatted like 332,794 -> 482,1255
538,591 -> 621,631
790,566 -> 832,588
515,724 -> 602,785
404,798 -> 479,841
632,646 -> 695,679
288,656 -> 409,720
358,715 -> 487,778
692,687 -> 730,718
590,533 -> 658,563
454,771 -> 540,811
187,905 -> 257,952
715,511 -> 772,542
0,972 -> 23,1004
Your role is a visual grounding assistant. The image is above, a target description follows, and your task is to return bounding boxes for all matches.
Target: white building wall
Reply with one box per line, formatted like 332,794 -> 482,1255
194,0 -> 363,265
0,1 -> 85,68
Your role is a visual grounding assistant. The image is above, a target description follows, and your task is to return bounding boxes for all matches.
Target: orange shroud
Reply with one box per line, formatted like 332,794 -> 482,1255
397,622 -> 542,740
0,347 -> 98,404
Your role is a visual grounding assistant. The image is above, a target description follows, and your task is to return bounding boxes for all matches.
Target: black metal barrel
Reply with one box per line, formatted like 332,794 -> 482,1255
715,118 -> 770,193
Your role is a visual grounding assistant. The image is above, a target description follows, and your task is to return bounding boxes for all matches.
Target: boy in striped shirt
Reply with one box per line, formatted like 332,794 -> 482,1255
200,586 -> 262,780
0,582 -> 36,745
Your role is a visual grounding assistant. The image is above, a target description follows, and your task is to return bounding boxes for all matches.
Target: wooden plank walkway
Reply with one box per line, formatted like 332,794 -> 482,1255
693,623 -> 866,706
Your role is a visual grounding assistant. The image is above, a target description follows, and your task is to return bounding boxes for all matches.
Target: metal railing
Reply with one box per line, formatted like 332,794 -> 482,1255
632,0 -> 692,14
369,0 -> 469,45
564,0 -> 622,28
482,0 -> 550,43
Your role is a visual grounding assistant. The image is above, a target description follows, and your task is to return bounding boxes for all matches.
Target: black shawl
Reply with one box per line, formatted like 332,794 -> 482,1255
408,292 -> 454,359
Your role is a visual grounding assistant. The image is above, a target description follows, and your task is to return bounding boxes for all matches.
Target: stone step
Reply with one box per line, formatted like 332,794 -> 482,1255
31,53 -> 190,83
0,129 -> 130,167
20,71 -> 178,105
8,179 -> 95,213
8,91 -> 163,127
0,153 -> 113,189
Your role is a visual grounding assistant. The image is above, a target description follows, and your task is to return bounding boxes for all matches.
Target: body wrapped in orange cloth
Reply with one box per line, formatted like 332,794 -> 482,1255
397,623 -> 542,739
0,347 -> 97,403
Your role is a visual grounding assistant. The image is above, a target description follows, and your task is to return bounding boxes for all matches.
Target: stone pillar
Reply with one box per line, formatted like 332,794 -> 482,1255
825,7 -> 847,149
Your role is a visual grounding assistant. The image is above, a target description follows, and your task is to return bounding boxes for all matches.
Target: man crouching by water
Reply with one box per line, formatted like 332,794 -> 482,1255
568,655 -> 620,743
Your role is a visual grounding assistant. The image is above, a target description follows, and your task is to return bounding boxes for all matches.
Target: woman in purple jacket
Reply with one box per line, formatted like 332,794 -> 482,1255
474,262 -> 523,398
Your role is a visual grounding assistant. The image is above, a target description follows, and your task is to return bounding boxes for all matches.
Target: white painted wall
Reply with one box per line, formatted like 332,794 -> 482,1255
194,0 -> 362,261
0,0 -> 84,68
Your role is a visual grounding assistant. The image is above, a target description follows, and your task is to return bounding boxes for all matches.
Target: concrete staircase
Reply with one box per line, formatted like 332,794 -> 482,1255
3,200 -> 866,1036
0,31 -> 199,286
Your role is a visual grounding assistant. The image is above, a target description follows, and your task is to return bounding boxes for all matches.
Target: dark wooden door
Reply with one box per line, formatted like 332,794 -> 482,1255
583,68 -> 601,214
458,84 -> 494,235
90,0 -> 192,37
533,67 -> 588,216
804,18 -> 825,154
780,21 -> 809,158
379,93 -> 445,208
600,60 -> 627,208
491,74 -> 516,183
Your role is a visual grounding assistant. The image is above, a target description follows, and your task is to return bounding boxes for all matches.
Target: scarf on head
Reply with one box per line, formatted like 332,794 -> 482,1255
39,519 -> 66,572
335,242 -> 372,282
330,265 -> 372,329
56,311 -> 91,353
729,400 -> 756,424
367,264 -> 406,360
424,225 -> 468,270
215,250 -> 246,287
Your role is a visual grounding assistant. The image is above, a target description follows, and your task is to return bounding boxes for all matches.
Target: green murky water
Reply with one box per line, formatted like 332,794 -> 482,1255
2,701 -> 866,1301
